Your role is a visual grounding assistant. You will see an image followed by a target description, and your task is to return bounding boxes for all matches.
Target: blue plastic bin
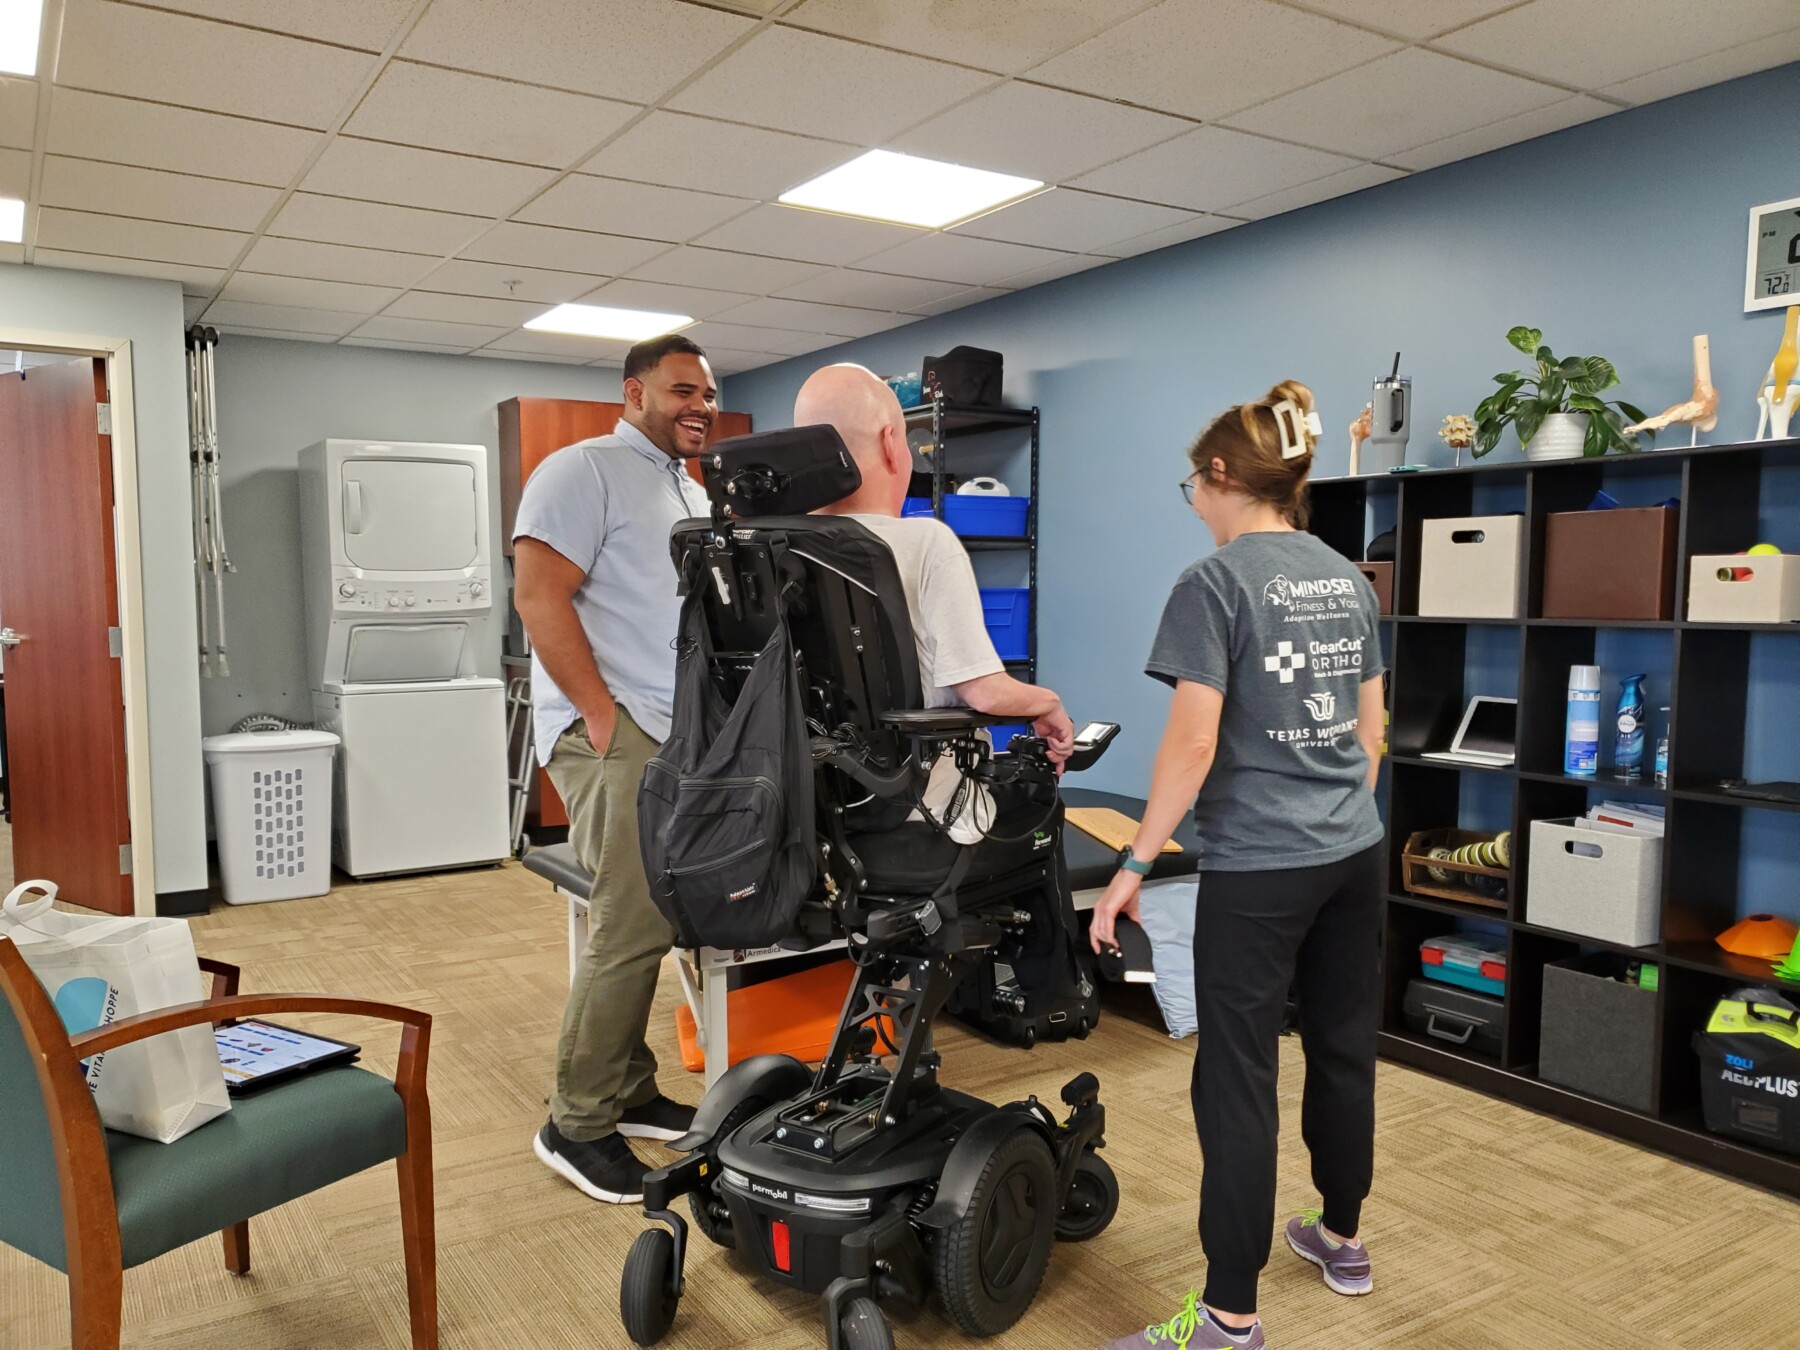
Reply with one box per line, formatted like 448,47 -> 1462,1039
981,588 -> 1031,661
900,496 -> 1030,538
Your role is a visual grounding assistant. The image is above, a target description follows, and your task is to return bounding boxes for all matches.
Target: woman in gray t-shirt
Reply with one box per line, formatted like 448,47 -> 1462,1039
1091,382 -> 1386,1350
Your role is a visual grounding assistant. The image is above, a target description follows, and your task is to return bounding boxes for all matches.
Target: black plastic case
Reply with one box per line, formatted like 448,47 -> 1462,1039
1403,977 -> 1503,1059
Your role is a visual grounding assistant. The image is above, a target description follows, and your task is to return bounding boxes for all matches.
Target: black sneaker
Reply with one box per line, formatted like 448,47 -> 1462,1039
534,1120 -> 648,1204
617,1094 -> 696,1143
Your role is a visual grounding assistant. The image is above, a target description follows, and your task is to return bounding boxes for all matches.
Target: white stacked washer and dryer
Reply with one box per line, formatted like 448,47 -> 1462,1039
298,439 -> 510,878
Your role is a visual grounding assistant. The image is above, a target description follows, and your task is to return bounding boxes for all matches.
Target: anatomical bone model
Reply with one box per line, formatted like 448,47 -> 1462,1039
1624,334 -> 1719,446
1755,304 -> 1799,442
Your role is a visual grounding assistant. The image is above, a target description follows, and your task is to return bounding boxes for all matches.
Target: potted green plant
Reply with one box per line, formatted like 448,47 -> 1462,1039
1473,327 -> 1651,460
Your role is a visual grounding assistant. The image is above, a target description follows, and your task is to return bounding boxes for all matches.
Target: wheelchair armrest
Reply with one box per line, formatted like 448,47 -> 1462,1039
879,709 -> 1013,733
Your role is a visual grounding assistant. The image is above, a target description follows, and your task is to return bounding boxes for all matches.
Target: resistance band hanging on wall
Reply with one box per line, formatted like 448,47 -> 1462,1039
186,326 -> 233,677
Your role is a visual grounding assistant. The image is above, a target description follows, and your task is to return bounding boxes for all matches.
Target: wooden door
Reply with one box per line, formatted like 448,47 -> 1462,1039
0,358 -> 133,913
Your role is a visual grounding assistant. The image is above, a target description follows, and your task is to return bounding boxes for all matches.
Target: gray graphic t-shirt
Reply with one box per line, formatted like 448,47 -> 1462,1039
1146,531 -> 1385,872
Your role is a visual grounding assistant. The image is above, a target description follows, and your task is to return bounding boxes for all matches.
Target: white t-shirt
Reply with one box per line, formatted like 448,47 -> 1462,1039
849,513 -> 1006,841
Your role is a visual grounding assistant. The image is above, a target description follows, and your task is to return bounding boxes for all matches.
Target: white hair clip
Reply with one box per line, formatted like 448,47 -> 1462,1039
1271,399 -> 1320,459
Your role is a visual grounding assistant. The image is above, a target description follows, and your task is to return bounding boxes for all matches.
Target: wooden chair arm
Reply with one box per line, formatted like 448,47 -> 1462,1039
196,957 -> 240,999
70,994 -> 429,1060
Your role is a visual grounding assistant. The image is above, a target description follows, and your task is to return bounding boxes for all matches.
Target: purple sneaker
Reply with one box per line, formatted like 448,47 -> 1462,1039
1099,1291 -> 1265,1349
1284,1209 -> 1372,1296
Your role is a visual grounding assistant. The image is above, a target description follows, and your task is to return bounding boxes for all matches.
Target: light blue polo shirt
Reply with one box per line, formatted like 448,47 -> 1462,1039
513,420 -> 710,761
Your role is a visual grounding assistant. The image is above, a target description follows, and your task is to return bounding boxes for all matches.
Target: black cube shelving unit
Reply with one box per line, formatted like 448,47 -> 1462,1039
904,397 -> 1040,678
1310,435 -> 1800,1198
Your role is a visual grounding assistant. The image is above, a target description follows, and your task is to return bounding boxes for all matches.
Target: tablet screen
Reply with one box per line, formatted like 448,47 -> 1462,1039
215,1020 -> 358,1090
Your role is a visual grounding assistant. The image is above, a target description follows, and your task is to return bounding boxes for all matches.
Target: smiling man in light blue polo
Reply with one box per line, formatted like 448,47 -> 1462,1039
513,333 -> 715,1204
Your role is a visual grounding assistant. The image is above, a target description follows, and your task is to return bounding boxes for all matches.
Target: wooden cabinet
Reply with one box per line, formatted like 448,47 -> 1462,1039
498,398 -> 752,831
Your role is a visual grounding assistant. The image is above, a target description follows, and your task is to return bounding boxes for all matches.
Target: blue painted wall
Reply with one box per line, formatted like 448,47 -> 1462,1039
728,63 -> 1800,918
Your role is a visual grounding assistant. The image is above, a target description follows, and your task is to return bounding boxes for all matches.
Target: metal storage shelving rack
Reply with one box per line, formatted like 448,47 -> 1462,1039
904,396 -> 1041,679
1308,434 -> 1800,1198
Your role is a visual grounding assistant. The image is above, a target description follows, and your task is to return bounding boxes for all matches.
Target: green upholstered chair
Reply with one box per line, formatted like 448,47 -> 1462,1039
0,937 -> 436,1350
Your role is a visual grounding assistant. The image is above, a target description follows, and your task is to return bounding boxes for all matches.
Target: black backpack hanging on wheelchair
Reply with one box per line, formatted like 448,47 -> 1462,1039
620,425 -> 1120,1350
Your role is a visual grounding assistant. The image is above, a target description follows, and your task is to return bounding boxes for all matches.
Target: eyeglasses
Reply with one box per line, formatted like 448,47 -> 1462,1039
1179,475 -> 1198,506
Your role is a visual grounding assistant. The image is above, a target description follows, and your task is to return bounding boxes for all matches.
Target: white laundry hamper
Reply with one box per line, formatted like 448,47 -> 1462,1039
202,729 -> 340,904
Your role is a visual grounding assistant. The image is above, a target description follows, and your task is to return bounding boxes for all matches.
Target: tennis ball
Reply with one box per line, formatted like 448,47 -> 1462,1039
1748,543 -> 1781,556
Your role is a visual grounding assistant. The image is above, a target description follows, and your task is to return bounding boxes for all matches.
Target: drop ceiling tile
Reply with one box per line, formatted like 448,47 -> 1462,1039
1223,48 -> 1565,160
39,158 -> 278,232
416,259 -> 600,305
788,0 -> 1158,75
1072,126 -> 1359,213
521,176 -> 753,242
682,321 -> 839,357
145,0 -> 414,50
480,329 -> 633,359
34,208 -> 247,267
302,138 -> 555,217
201,300 -> 367,336
1389,94 -> 1617,171
401,0 -> 753,103
241,236 -> 440,287
57,0 -> 376,129
341,338 -> 476,354
1283,0 -> 1523,40
1227,162 -> 1406,219
890,82 -> 1190,185
908,286 -> 1009,318
205,326 -> 338,343
669,28 -> 992,143
705,347 -> 784,374
269,193 -> 487,256
774,268 -> 971,312
1434,0 -> 1800,90
579,277 -> 756,320
0,147 -> 28,197
1105,213 -> 1243,258
382,291 -> 544,326
956,189 -> 1192,255
462,223 -> 668,276
581,111 -> 854,200
350,316 -> 514,346
32,249 -> 225,294
709,296 -> 902,338
221,273 -> 399,311
855,232 -> 1073,287
1,78 -> 36,150
47,90 -> 320,186
695,205 -> 922,268
468,347 -> 595,365
345,62 -> 638,170
627,245 -> 825,294
1601,26 -> 1800,106
1030,0 -> 1398,121
998,252 -> 1114,288
183,294 -> 209,323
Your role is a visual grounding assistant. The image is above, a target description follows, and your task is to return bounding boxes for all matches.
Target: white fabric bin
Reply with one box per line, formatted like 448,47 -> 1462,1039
203,729 -> 340,905
1526,818 -> 1662,947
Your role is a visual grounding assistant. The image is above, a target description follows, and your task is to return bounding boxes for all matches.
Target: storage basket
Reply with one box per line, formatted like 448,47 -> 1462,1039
1687,553 -> 1800,624
1525,819 -> 1662,947
203,729 -> 339,905
980,587 -> 1031,661
1542,506 -> 1678,621
1417,515 -> 1523,618
1540,956 -> 1657,1113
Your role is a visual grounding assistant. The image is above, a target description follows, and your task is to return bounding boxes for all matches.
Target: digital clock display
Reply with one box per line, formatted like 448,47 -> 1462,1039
1746,198 -> 1800,312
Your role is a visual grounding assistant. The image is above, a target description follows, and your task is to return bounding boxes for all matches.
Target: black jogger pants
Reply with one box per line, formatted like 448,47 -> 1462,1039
1189,841 -> 1383,1315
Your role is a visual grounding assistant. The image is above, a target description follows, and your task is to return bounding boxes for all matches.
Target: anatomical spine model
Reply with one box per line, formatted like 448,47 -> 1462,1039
1624,335 -> 1719,446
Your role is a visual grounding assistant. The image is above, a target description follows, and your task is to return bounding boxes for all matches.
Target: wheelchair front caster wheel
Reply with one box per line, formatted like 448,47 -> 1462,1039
620,1228 -> 680,1345
1019,1025 -> 1037,1049
1073,1015 -> 1092,1039
1055,1151 -> 1120,1243
840,1296 -> 893,1350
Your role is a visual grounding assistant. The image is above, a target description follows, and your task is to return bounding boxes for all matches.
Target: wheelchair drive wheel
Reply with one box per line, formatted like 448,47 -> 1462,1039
839,1296 -> 894,1350
620,1228 -> 680,1346
1055,1150 -> 1120,1242
933,1127 -> 1060,1337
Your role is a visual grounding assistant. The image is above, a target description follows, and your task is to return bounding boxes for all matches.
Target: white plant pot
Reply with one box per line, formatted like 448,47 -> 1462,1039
1523,411 -> 1588,461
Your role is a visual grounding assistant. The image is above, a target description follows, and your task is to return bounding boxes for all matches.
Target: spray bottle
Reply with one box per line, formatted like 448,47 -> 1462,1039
1614,674 -> 1647,781
1566,665 -> 1601,777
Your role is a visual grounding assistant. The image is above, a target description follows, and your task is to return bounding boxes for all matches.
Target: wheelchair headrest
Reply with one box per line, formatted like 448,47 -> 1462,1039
702,424 -> 862,518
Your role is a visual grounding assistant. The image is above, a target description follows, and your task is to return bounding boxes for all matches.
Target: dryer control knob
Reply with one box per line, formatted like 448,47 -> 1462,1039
468,581 -> 485,598
338,582 -> 356,599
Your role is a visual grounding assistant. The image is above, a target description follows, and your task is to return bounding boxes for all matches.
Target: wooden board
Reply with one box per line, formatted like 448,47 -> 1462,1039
1065,806 -> 1182,854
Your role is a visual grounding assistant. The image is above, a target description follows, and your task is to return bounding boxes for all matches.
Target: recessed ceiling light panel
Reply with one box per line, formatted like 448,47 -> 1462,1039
779,149 -> 1044,229
523,303 -> 694,341
0,196 -> 24,244
0,0 -> 44,76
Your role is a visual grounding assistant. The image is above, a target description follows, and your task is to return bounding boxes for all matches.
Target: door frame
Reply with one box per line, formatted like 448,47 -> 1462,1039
1,325 -> 157,916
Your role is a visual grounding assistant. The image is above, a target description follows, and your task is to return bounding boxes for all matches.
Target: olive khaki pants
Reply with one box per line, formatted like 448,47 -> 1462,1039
545,709 -> 675,1142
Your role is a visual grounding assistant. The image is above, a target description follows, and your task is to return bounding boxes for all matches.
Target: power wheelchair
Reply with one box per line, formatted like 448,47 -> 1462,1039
620,426 -> 1118,1350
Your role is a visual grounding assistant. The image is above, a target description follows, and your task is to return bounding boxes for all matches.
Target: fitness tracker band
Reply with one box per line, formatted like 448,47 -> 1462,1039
1118,851 -> 1153,878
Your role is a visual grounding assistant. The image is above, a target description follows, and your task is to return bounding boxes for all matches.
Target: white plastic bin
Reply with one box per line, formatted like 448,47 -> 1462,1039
1526,818 -> 1662,947
1417,515 -> 1524,618
203,729 -> 340,905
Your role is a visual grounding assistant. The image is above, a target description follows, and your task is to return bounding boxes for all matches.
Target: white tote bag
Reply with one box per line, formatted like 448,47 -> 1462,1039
1,880 -> 231,1143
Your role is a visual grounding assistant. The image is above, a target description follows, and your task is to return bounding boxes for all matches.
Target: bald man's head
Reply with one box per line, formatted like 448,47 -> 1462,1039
795,363 -> 910,516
